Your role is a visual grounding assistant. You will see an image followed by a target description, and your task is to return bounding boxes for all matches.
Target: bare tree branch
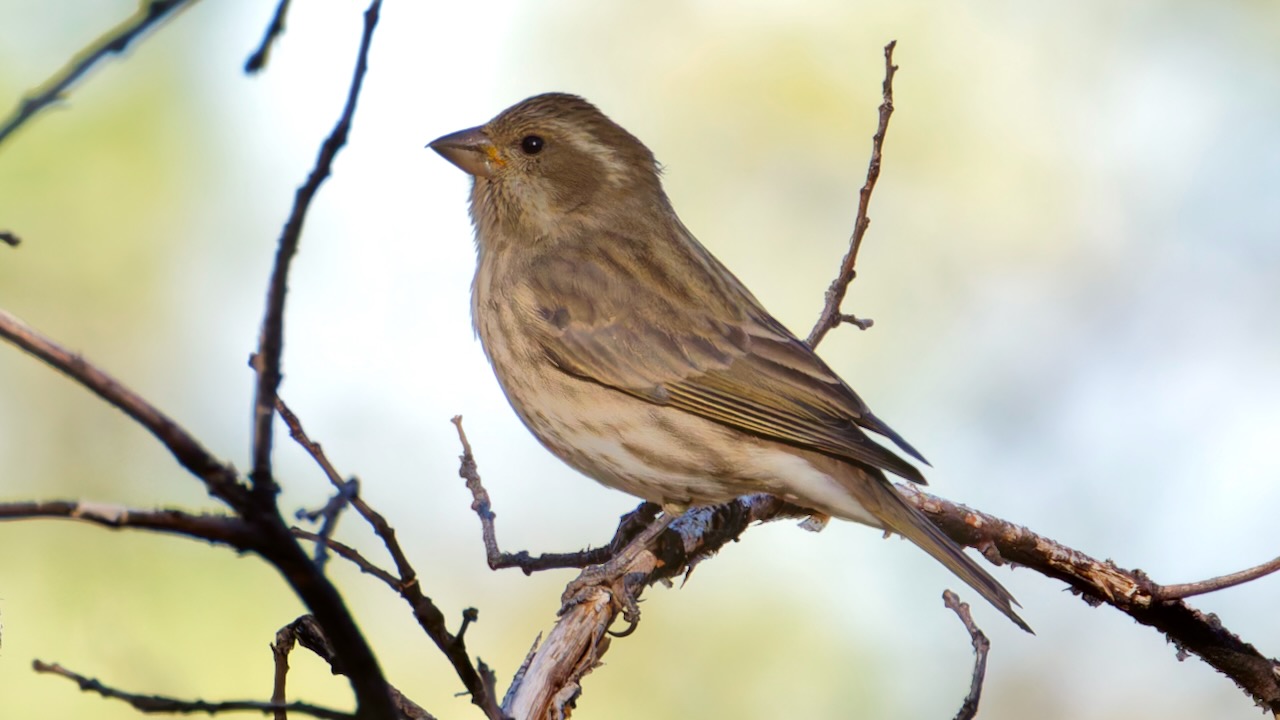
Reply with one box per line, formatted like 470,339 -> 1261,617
245,0 -> 294,73
0,308 -> 248,507
943,591 -> 990,720
0,501 -> 254,548
280,410 -> 506,719
297,478 -> 360,569
0,312 -> 399,712
1154,553 -> 1280,602
293,528 -> 401,589
250,0 -> 380,500
278,395 -> 421,584
271,623 -> 298,720
453,415 -> 623,573
275,616 -> 438,720
903,486 -> 1280,711
806,39 -> 898,348
32,660 -> 353,719
0,0 -> 201,148
498,494 -> 812,717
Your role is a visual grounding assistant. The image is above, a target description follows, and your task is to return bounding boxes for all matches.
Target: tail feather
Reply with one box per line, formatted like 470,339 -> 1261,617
842,468 -> 1032,633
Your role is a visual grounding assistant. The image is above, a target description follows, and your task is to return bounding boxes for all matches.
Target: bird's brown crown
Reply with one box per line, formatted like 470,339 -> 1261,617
486,93 -> 659,180
470,93 -> 668,240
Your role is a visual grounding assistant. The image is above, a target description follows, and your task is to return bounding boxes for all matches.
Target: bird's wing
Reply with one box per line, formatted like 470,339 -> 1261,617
521,245 -> 929,484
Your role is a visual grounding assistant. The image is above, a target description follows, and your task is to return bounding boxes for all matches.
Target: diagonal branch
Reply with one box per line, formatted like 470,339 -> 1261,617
1154,553 -> 1280,602
244,0 -> 294,73
33,660 -> 353,720
0,0 -> 201,148
249,0 -> 381,501
806,39 -> 899,348
0,305 -> 398,718
943,590 -> 990,720
281,408 -> 506,719
275,616 -> 438,720
903,486 -> 1280,712
278,395 -> 421,588
0,501 -> 254,548
0,308 -> 248,508
454,415 -> 622,573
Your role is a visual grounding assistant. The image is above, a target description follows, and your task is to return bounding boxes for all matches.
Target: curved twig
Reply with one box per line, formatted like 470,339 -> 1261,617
33,660 -> 352,720
1154,554 -> 1280,602
943,591 -> 990,720
0,0 -> 201,147
249,0 -> 381,499
806,40 -> 898,348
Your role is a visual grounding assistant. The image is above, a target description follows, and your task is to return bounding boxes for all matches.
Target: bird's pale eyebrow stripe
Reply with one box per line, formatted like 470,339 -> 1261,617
558,123 -> 629,185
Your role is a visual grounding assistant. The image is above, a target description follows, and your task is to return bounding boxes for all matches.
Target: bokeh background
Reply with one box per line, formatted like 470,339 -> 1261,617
2,1 -> 1278,718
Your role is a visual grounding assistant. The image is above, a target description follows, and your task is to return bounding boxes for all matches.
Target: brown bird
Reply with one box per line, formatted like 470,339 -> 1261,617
429,92 -> 1028,632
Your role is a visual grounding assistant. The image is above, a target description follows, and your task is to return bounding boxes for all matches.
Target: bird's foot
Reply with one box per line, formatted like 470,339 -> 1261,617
798,512 -> 831,532
558,509 -> 680,615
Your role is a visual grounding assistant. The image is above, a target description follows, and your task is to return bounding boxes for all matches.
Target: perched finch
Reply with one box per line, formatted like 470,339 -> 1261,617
429,93 -> 1028,631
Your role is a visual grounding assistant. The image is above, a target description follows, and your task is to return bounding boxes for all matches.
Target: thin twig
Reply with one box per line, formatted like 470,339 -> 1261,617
453,415 -> 637,571
296,477 -> 360,569
32,660 -> 353,719
282,617 -> 439,720
943,591 -> 990,720
903,485 -> 1280,712
278,410 -> 503,717
277,395 -> 421,586
1,310 -> 396,717
0,309 -> 248,507
1154,553 -> 1280,601
244,0 -> 294,73
0,0 -> 200,147
277,395 -> 346,487
250,0 -> 381,500
0,501 -> 254,548
293,528 -> 401,589
277,395 -> 502,716
270,624 -> 298,720
806,39 -> 898,349
502,494 -> 812,717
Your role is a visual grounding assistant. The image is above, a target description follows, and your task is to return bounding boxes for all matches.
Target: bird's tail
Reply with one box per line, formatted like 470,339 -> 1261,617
839,466 -> 1033,633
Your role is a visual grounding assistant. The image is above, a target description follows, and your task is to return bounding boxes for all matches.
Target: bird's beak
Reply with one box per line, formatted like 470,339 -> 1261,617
427,125 -> 503,178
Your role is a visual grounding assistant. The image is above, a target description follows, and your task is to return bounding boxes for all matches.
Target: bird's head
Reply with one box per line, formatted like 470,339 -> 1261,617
429,93 -> 665,239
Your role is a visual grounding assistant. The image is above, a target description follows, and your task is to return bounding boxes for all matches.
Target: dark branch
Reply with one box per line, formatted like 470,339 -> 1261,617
244,0 -> 294,73
296,477 -> 360,569
270,624 -> 296,720
0,0 -> 200,147
279,409 -> 504,718
501,494 -> 814,717
0,309 -> 248,508
32,660 -> 353,719
293,528 -> 401,589
943,591 -> 990,720
278,395 -> 420,586
1,230 -> 20,247
275,616 -> 438,720
453,415 -> 622,573
806,39 -> 898,348
903,486 -> 1280,712
391,554 -> 508,718
249,0 -> 381,500
1154,553 -> 1280,602
0,501 -> 254,548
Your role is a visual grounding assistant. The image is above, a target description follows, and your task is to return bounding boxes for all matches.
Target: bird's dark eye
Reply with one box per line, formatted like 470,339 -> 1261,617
520,135 -> 544,155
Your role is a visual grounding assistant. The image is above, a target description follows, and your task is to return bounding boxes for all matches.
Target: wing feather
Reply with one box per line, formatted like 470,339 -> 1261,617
521,236 -> 928,484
